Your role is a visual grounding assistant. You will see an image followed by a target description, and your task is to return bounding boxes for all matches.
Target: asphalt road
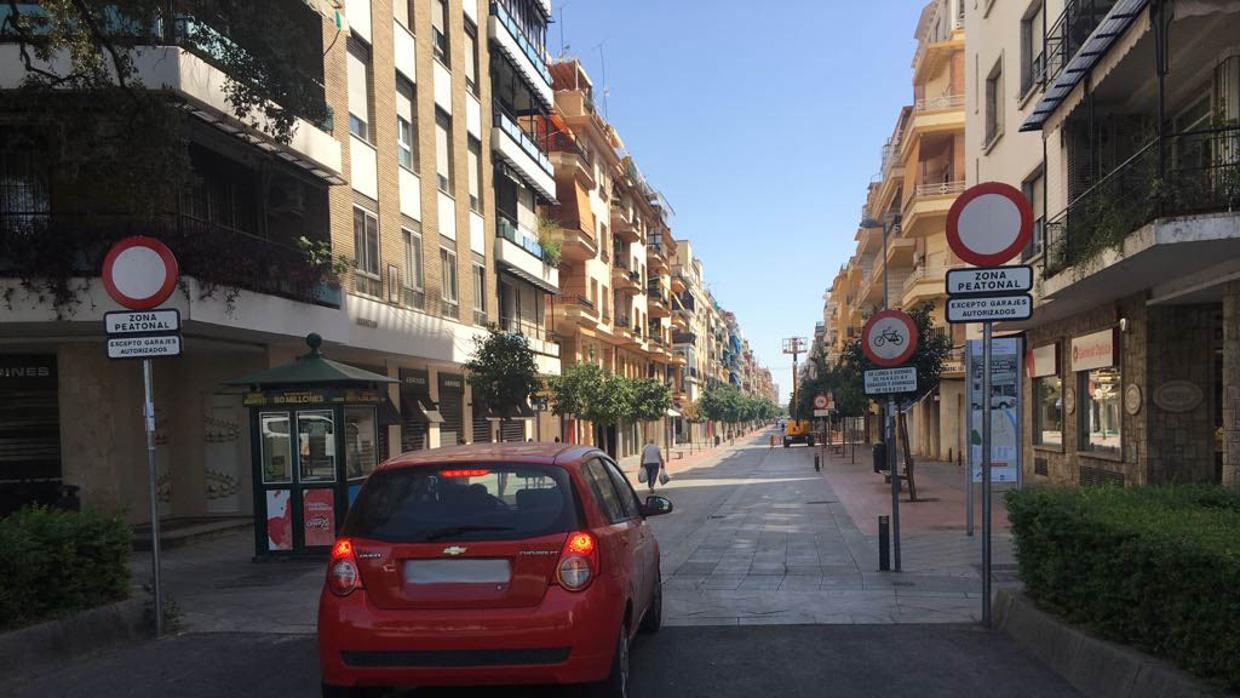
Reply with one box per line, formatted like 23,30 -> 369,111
12,625 -> 1079,697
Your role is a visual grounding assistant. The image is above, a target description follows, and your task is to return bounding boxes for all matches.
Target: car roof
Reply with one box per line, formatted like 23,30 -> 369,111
378,442 -> 599,471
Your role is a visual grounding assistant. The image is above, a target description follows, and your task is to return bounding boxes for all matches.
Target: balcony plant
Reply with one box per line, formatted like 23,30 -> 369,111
537,216 -> 563,267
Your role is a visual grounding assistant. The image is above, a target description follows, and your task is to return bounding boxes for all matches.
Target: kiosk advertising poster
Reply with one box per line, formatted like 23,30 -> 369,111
302,489 -> 336,547
966,337 -> 1023,484
266,490 -> 293,551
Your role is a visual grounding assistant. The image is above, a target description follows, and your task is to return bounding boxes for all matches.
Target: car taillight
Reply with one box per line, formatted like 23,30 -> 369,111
327,538 -> 363,597
556,531 -> 599,591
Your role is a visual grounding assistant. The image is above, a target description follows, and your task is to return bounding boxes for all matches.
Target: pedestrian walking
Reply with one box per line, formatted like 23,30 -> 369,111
639,439 -> 665,493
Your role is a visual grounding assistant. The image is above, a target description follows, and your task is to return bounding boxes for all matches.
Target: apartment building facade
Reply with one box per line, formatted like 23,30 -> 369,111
0,0 -> 564,521
967,0 -> 1240,488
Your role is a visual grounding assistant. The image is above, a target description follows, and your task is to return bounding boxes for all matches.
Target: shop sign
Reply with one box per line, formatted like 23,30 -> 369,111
1029,343 -> 1058,378
1153,381 -> 1203,413
1071,329 -> 1117,372
243,388 -> 383,408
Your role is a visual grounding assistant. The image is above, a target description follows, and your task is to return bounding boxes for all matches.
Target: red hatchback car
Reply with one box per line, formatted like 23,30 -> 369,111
318,443 -> 673,697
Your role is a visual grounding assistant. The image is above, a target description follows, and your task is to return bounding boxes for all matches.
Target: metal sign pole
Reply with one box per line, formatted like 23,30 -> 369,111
981,322 -> 993,628
966,341 -> 975,537
143,358 -> 163,637
888,396 -> 901,572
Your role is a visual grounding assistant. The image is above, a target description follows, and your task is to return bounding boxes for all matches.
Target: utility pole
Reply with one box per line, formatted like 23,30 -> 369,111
782,337 -> 807,420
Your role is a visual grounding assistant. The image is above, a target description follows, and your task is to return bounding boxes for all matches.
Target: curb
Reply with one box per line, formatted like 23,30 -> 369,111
992,588 -> 1229,698
0,596 -> 149,679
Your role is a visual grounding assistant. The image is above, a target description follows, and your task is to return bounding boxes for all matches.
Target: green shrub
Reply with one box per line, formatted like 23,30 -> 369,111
0,507 -> 131,631
1006,486 -> 1240,691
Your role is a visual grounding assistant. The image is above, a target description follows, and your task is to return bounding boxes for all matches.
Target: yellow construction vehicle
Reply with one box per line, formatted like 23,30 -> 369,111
783,419 -> 814,447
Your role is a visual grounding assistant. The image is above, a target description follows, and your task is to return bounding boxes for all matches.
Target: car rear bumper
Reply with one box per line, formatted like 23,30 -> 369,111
318,584 -> 622,688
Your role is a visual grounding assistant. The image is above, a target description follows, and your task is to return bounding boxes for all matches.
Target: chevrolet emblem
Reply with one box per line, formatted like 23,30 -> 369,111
442,546 -> 468,556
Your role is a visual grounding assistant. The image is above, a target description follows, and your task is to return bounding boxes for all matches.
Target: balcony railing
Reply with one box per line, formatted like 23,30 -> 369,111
494,108 -> 554,177
902,264 -> 949,295
0,213 -> 342,307
499,314 -> 551,343
497,215 -> 546,261
1045,126 -> 1240,276
914,93 -> 964,112
913,180 -> 966,198
489,0 -> 552,86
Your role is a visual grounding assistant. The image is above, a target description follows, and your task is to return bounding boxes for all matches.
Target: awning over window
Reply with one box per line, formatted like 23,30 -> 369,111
1020,0 -> 1149,133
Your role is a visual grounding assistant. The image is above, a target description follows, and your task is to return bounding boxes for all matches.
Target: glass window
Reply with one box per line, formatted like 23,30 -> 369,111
985,59 -> 1003,145
467,138 -> 482,212
347,39 -> 372,141
353,207 -> 381,296
602,460 -> 641,519
583,459 -> 627,524
1020,0 -> 1045,94
1080,366 -> 1122,455
403,228 -> 423,289
441,247 -> 459,304
435,109 -> 453,192
1034,374 -> 1063,446
396,78 -> 417,171
473,263 -> 486,316
431,0 -> 449,65
464,21 -> 479,94
393,0 -> 409,29
1022,171 -> 1045,259
342,464 -> 578,543
297,410 -> 336,482
344,407 -> 379,481
260,412 -> 292,483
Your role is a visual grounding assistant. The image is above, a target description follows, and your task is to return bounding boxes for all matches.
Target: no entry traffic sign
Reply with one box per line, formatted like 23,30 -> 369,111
813,394 -> 829,410
861,309 -> 918,368
946,183 -> 1032,267
102,237 -> 180,310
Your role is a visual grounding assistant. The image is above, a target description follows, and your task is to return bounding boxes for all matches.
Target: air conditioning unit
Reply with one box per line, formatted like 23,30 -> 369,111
268,178 -> 305,216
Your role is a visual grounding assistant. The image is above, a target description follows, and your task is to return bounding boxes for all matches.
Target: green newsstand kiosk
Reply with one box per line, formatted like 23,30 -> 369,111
227,333 -> 398,558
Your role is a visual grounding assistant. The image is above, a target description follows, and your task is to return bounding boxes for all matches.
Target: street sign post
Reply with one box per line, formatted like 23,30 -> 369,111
101,237 -> 181,638
946,294 -> 1033,323
861,309 -> 919,574
945,182 -> 1033,629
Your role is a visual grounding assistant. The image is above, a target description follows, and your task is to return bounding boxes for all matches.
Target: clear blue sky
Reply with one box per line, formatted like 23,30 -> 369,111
554,1 -> 922,404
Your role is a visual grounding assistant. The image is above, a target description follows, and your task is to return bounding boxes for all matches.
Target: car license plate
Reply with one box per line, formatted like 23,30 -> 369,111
403,559 -> 512,585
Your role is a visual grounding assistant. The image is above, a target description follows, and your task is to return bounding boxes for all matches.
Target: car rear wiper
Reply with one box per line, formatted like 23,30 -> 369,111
422,525 -> 515,541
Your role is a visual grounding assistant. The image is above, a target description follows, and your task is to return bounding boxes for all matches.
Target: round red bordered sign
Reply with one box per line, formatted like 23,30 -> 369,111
862,310 -> 918,368
102,237 -> 180,310
946,182 -> 1033,267
813,394 -> 829,409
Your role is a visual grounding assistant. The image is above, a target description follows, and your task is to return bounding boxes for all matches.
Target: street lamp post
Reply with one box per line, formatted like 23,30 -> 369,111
862,212 -> 903,572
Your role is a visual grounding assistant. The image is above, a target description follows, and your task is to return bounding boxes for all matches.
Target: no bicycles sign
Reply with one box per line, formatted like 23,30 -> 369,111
861,309 -> 918,368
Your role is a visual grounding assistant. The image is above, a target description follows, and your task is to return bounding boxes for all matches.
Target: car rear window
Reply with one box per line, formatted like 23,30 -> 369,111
342,464 -> 578,543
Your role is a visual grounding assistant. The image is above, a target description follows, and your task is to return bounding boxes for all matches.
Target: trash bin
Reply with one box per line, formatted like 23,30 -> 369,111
872,442 -> 887,473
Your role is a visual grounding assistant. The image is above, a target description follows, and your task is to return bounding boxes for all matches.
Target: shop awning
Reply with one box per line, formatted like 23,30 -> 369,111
499,265 -> 559,295
402,397 -> 444,424
225,334 -> 397,388
484,400 -> 537,422
666,407 -> 682,418
377,396 -> 402,426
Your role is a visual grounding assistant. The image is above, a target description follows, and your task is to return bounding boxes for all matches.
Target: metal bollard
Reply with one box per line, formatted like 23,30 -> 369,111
814,453 -> 821,472
878,515 -> 890,571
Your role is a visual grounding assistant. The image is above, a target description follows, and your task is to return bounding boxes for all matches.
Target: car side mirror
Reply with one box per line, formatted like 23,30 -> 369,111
642,495 -> 673,517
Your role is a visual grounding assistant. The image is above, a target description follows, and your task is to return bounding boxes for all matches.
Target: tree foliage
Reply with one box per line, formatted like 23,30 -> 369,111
696,381 -> 778,425
465,327 -> 541,419
626,377 -> 672,423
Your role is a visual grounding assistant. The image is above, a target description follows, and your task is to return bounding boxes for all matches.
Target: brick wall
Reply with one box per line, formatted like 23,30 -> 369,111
1145,304 -> 1221,484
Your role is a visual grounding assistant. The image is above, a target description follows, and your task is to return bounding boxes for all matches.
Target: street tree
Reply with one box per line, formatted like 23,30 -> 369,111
626,377 -> 673,444
465,327 -> 541,439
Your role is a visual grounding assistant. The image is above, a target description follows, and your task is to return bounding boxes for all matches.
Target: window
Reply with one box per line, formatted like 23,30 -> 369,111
353,207 -> 381,296
402,228 -> 425,309
259,412 -> 292,483
392,0 -> 409,29
463,20 -> 479,94
1034,374 -> 1063,447
603,460 -> 641,519
985,59 -> 1004,146
467,138 -> 482,212
396,78 -> 418,171
347,39 -> 373,142
1021,169 -> 1045,259
1080,366 -> 1122,455
344,407 -> 378,481
431,0 -> 449,65
583,459 -> 628,523
1020,0 -> 1045,96
472,263 -> 487,325
298,410 -> 336,482
435,109 -> 453,192
440,247 -> 459,307
0,149 -> 49,220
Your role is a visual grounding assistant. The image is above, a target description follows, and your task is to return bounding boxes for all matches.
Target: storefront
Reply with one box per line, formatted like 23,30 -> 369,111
0,354 -> 63,515
227,334 -> 398,557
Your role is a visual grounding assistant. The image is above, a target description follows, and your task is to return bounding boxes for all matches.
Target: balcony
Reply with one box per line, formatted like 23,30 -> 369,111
647,287 -> 670,317
548,131 -> 595,190
612,265 -> 640,294
901,264 -> 949,307
487,0 -> 553,108
560,225 -> 598,263
901,180 -> 965,238
647,235 -> 671,272
941,346 -> 966,379
495,217 -> 559,293
669,273 -> 687,294
672,331 -> 697,346
492,109 -> 556,201
499,314 -> 559,358
0,213 -> 342,308
555,293 -> 598,327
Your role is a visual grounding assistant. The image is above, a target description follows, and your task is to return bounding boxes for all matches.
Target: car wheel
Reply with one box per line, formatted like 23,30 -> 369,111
321,683 -> 378,698
589,622 -> 631,698
639,571 -> 663,634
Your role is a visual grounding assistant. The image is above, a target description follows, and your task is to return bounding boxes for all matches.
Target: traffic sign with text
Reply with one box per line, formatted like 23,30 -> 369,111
104,309 -> 181,336
864,367 -> 918,395
946,266 -> 1032,296
107,335 -> 183,360
946,294 -> 1033,323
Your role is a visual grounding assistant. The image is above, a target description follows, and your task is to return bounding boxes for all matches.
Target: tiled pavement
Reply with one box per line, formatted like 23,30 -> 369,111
649,434 -> 1015,626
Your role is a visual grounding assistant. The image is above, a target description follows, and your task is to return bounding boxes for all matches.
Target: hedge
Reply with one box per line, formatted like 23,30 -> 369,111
1006,486 -> 1240,691
0,507 -> 131,631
